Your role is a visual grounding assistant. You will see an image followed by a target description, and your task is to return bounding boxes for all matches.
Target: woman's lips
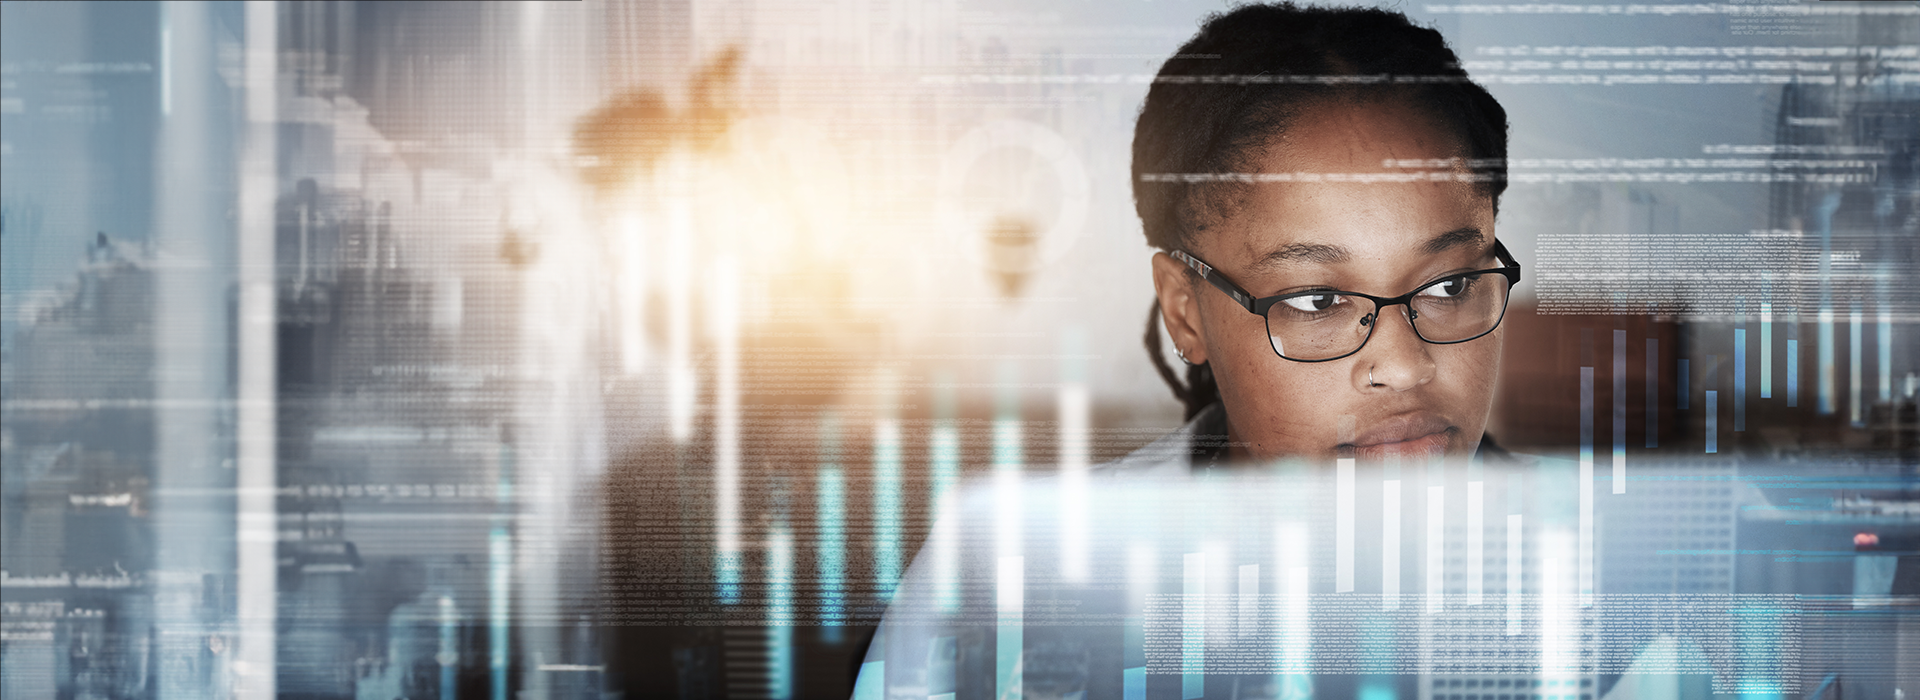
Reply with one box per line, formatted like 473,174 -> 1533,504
1351,429 -> 1452,462
1343,413 -> 1455,462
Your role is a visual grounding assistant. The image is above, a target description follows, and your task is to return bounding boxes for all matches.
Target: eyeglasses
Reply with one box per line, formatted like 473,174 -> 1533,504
1169,240 -> 1521,363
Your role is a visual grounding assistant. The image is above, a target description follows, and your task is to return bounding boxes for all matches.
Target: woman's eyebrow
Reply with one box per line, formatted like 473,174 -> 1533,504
1252,242 -> 1349,271
1249,226 -> 1483,273
1422,227 -> 1485,255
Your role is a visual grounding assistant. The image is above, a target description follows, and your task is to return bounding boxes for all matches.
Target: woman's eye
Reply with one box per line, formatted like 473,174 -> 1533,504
1281,293 -> 1342,312
1421,275 -> 1477,299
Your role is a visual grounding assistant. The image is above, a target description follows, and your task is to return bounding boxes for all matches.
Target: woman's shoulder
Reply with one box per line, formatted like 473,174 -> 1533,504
1090,403 -> 1225,478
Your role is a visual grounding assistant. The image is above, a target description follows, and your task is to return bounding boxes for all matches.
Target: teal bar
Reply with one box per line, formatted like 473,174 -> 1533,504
1787,339 -> 1799,408
1819,307 -> 1836,415
1880,309 -> 1893,402
851,662 -> 884,700
1760,302 -> 1772,398
997,621 -> 1021,698
1850,305 -> 1864,426
1183,551 -> 1205,699
1124,667 -> 1146,700
1735,329 -> 1747,432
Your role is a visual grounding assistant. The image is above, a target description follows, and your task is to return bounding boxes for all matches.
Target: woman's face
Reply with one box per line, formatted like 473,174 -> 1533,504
1152,98 -> 1504,465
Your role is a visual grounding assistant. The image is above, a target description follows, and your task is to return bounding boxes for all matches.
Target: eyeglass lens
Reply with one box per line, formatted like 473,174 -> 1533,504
1265,272 -> 1512,361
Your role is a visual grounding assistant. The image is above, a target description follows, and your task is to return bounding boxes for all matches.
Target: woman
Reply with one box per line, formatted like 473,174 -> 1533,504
1134,2 -> 1517,470
857,4 -> 1522,697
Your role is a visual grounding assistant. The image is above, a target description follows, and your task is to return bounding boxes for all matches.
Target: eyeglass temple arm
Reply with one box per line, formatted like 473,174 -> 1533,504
1169,250 -> 1256,312
1493,239 -> 1521,282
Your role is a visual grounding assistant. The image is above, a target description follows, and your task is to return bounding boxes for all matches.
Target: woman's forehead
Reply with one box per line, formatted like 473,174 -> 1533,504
1201,178 -> 1495,281
1205,100 -> 1490,259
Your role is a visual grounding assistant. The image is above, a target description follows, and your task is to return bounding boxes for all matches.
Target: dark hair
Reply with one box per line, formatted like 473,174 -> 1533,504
1134,2 -> 1510,420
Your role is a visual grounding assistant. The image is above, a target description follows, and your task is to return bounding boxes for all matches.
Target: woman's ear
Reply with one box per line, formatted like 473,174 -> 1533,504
1150,252 -> 1209,366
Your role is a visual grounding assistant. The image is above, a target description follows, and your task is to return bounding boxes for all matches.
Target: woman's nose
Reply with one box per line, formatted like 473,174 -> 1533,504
1356,305 -> 1435,391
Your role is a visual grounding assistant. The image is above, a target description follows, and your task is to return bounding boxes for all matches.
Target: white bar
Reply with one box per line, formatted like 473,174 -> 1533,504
1761,302 -> 1773,399
994,419 -> 1024,561
234,3 -> 277,696
666,181 -> 696,442
1277,523 -> 1310,674
1466,481 -> 1484,606
1058,383 -> 1090,583
1382,479 -> 1400,610
1880,308 -> 1893,402
1337,458 -> 1355,592
1127,544 -> 1158,615
1506,513 -> 1523,635
997,556 -> 1025,615
1851,306 -> 1864,425
1238,564 -> 1259,638
714,259 -> 740,557
1181,551 -> 1207,698
1580,450 -> 1594,607
930,424 -> 960,610
1183,551 -> 1206,671
1540,538 -> 1571,680
1613,330 -> 1627,495
1426,485 -> 1444,614
618,215 -> 647,374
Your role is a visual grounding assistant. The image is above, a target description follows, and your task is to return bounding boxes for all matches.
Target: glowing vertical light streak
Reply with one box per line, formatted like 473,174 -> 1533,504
1880,306 -> 1893,402
930,375 -> 960,611
1646,339 -> 1659,448
998,556 -> 1025,699
1058,379 -> 1090,584
1183,551 -> 1206,699
995,362 -> 1023,566
1850,304 -> 1864,426
1505,499 -> 1523,636
1580,365 -> 1594,478
769,524 -> 795,700
490,444 -> 513,700
1736,328 -> 1748,432
1238,564 -> 1260,639
160,12 -> 171,116
873,416 -> 902,597
1613,330 -> 1626,493
1760,302 -> 1773,398
1706,390 -> 1719,453
1787,339 -> 1799,407
1382,470 -> 1401,611
714,258 -> 741,604
1579,367 -> 1595,606
152,5 -> 225,695
1277,524 -> 1310,677
1819,306 -> 1837,415
618,214 -> 648,374
1467,461 -> 1484,607
1426,479 -> 1444,614
1816,191 -> 1840,416
1337,457 -> 1355,593
667,169 -> 697,441
1125,543 -> 1156,699
818,417 -> 845,629
234,4 -> 277,696
439,595 -> 459,700
1540,532 -> 1574,686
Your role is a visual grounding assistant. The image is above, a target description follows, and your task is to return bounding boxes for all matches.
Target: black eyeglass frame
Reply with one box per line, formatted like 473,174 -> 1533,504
1168,239 -> 1523,363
